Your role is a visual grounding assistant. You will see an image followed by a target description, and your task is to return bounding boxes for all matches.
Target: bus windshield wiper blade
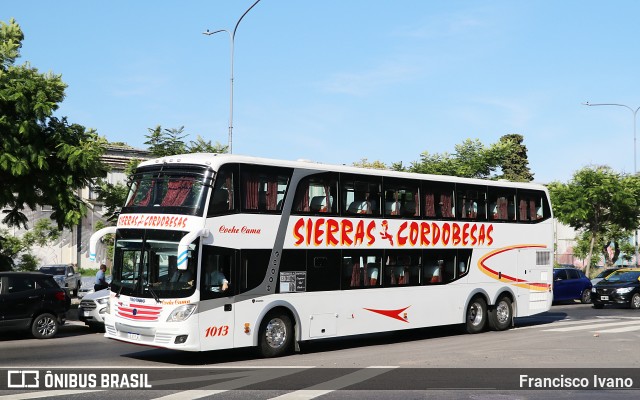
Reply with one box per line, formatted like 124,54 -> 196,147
145,284 -> 161,304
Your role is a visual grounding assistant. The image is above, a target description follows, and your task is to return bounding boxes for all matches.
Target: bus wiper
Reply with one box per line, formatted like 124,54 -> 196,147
116,284 -> 124,298
145,284 -> 161,304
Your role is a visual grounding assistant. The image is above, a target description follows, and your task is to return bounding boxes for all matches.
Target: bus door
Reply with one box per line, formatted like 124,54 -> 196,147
198,247 -> 236,351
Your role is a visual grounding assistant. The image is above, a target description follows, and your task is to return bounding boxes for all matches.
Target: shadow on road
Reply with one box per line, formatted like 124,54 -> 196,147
119,324 -> 474,365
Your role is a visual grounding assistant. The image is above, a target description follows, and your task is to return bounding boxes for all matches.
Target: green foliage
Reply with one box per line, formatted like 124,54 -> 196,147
352,158 -> 389,170
408,138 -> 516,179
497,134 -> 534,182
144,125 -> 188,157
96,180 -> 128,222
94,220 -> 114,264
548,165 -> 640,275
0,18 -> 108,230
144,126 -> 228,157
0,218 -> 60,271
188,135 -> 228,154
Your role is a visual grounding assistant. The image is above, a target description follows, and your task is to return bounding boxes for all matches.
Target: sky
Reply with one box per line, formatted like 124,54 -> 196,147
4,1 -> 640,184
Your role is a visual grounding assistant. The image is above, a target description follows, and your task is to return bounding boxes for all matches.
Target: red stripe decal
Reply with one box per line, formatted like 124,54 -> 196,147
364,306 -> 410,323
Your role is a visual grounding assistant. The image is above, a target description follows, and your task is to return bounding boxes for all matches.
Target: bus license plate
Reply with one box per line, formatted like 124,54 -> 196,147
127,333 -> 141,340
601,295 -> 609,301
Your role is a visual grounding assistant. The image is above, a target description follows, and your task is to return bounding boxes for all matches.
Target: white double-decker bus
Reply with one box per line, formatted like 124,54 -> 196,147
90,153 -> 553,357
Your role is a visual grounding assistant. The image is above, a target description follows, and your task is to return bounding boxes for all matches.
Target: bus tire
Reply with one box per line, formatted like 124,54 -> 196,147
488,296 -> 512,331
258,311 -> 293,358
465,296 -> 487,334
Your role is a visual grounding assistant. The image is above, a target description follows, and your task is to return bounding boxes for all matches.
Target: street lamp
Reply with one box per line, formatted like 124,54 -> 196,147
583,101 -> 640,266
204,0 -> 262,154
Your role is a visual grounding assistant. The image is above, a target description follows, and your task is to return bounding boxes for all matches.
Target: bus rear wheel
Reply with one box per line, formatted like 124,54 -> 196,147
488,296 -> 512,331
258,312 -> 293,358
465,297 -> 487,334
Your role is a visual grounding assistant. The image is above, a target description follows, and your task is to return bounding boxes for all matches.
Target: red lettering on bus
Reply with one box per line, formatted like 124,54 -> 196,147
327,219 -> 339,246
354,220 -> 365,246
314,218 -> 325,246
341,219 -> 353,246
366,221 -> 376,245
397,221 -> 408,246
293,218 -> 304,245
452,223 -> 461,246
421,222 -> 430,245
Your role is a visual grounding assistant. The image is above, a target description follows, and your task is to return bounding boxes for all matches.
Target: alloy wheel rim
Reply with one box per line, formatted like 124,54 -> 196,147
265,318 -> 286,348
469,303 -> 483,326
496,301 -> 510,324
37,316 -> 56,336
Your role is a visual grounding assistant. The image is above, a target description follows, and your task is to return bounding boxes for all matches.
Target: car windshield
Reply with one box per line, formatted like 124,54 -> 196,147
40,266 -> 66,275
596,269 -> 615,278
604,271 -> 640,283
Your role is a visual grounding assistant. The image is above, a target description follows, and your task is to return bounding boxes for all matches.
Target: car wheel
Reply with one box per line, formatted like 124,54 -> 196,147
593,303 -> 604,309
630,293 -> 640,310
580,289 -> 592,304
73,282 -> 80,297
465,297 -> 487,334
258,311 -> 293,358
31,313 -> 59,339
488,296 -> 512,331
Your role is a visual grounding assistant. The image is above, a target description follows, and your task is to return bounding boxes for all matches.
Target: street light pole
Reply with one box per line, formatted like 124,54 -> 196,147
583,101 -> 640,266
204,0 -> 262,155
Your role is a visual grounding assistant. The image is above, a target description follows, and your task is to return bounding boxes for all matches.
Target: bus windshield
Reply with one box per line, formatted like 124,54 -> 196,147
111,229 -> 198,299
122,166 -> 212,215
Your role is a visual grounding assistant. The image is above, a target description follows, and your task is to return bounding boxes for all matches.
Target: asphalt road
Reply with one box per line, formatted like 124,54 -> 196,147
2,301 -> 640,399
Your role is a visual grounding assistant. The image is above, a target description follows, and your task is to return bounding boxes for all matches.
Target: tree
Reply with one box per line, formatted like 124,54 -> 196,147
497,134 -> 534,182
0,218 -> 61,271
548,165 -> 640,277
188,135 -> 228,154
0,18 -> 108,230
144,125 -> 188,157
352,158 -> 388,170
408,138 -> 516,178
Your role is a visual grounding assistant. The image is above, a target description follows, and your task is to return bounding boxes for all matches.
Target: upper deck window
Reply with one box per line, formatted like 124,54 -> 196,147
123,166 -> 210,216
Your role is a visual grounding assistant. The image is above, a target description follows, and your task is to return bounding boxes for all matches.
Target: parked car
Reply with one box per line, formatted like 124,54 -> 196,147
591,267 -> 620,286
0,272 -> 71,339
78,288 -> 109,331
553,267 -> 592,303
592,268 -> 640,309
39,264 -> 82,297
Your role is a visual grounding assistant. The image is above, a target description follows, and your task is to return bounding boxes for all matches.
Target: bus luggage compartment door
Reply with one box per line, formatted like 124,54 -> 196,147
309,313 -> 338,338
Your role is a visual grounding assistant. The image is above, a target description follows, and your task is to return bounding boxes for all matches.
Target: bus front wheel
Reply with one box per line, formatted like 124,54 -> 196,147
258,311 -> 293,358
465,297 -> 487,334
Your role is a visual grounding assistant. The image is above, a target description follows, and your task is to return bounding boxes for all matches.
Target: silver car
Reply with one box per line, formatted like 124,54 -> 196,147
78,289 -> 109,331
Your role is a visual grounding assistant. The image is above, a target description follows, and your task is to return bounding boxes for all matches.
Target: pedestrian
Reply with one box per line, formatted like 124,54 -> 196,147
94,264 -> 108,292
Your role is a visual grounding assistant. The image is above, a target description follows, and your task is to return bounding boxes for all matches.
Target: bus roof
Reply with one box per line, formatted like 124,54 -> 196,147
137,153 -> 548,192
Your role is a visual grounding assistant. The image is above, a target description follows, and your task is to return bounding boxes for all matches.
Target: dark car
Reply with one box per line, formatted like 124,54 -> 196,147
592,268 -> 640,309
0,272 -> 71,339
591,267 -> 620,286
553,267 -> 592,303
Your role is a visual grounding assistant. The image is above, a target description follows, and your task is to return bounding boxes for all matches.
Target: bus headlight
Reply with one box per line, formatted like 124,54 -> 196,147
167,304 -> 197,322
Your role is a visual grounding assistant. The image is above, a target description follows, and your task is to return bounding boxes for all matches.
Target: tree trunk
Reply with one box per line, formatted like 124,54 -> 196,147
585,233 -> 597,278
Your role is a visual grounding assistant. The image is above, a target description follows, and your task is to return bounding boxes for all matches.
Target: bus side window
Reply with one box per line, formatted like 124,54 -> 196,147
208,165 -> 237,216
